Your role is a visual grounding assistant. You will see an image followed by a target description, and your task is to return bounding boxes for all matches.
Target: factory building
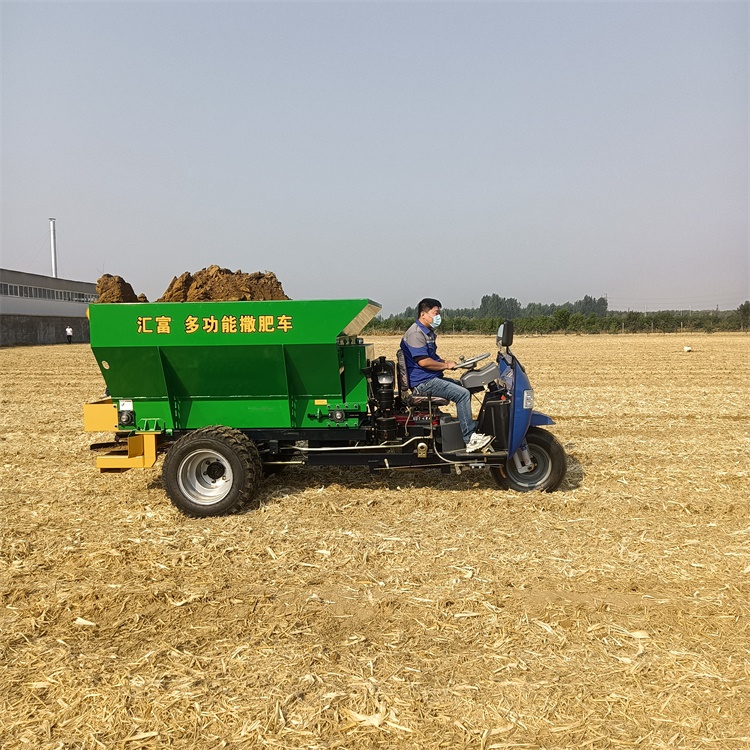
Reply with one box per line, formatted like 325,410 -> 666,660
0,268 -> 97,346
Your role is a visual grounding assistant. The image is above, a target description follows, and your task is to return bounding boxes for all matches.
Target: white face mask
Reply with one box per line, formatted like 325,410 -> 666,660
431,313 -> 442,328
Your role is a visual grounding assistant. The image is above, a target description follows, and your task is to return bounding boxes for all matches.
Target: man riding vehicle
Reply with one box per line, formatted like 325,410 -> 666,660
400,298 -> 493,453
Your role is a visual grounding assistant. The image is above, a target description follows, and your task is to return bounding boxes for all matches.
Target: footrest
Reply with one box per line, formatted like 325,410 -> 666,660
446,446 -> 507,459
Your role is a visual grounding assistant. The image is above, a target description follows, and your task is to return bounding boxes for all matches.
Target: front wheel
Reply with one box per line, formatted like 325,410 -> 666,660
490,427 -> 566,492
163,426 -> 262,516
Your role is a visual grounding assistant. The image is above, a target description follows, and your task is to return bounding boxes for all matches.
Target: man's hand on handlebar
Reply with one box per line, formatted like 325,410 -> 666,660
452,353 -> 491,370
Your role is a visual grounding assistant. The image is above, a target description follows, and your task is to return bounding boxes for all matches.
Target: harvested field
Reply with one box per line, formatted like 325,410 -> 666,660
1,333 -> 749,749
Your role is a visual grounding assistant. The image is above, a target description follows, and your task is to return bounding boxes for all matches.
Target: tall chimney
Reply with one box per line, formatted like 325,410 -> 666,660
49,218 -> 58,278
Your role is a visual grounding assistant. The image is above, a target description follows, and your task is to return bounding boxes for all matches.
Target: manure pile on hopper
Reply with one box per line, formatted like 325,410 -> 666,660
95,265 -> 288,303
0,333 -> 748,749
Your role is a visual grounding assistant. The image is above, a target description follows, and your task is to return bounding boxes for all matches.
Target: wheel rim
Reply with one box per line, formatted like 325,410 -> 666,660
509,444 -> 553,487
177,449 -> 233,506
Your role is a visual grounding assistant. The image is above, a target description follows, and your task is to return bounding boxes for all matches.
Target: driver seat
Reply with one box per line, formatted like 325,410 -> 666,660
396,349 -> 449,408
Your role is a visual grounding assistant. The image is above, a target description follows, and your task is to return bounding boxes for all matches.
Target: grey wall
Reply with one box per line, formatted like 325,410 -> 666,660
0,315 -> 90,346
0,295 -> 93,317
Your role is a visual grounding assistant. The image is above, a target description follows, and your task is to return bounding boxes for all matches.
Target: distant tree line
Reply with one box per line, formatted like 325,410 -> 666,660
364,296 -> 750,335
398,294 -> 609,321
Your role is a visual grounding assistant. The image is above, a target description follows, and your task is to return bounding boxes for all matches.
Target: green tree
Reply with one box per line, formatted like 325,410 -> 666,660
552,308 -> 571,331
568,312 -> 586,332
572,295 -> 608,316
478,294 -> 522,320
738,301 -> 750,330
624,311 -> 645,332
653,311 -> 678,333
584,313 -> 601,333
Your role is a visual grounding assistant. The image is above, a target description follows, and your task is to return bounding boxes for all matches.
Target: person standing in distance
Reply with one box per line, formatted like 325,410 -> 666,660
400,298 -> 493,453
65,325 -> 73,344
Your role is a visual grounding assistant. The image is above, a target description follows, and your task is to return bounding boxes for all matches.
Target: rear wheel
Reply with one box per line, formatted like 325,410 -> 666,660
163,426 -> 262,516
490,427 -> 566,492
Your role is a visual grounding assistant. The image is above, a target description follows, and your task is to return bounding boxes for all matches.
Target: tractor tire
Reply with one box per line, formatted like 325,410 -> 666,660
163,426 -> 262,517
490,427 -> 566,493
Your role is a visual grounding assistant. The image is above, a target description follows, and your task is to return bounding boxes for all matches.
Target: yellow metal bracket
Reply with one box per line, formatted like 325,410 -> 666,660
84,399 -> 161,471
84,399 -> 118,432
96,433 -> 160,471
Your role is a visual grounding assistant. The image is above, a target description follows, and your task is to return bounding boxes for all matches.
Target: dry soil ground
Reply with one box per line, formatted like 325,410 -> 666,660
1,333 -> 748,749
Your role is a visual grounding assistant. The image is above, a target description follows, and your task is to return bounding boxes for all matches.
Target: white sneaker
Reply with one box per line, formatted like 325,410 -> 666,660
465,433 -> 493,453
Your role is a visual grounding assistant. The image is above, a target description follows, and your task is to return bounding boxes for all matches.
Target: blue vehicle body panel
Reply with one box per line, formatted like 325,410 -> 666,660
531,412 -> 555,426
508,361 -> 530,456
498,354 -> 554,456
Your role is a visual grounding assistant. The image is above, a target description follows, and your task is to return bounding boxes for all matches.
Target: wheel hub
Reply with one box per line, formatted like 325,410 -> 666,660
205,460 -> 226,481
177,449 -> 235,505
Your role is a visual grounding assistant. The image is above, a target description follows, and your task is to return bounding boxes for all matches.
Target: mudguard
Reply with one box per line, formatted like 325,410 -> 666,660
501,355 -> 555,456
531,411 -> 555,426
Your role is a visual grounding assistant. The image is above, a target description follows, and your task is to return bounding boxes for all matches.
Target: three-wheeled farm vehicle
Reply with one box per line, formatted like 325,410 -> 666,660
84,298 -> 566,516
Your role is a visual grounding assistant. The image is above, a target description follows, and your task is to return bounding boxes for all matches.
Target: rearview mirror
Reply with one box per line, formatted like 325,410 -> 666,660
497,320 -> 514,348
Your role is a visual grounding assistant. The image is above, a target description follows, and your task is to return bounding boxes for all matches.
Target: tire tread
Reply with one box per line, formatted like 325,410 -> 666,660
490,427 -> 566,493
163,425 -> 262,517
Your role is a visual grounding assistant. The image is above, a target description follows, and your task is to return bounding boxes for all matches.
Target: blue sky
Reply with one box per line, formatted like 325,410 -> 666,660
2,1 -> 747,314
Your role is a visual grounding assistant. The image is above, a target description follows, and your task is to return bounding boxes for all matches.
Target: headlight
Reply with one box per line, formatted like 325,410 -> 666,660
523,389 -> 534,410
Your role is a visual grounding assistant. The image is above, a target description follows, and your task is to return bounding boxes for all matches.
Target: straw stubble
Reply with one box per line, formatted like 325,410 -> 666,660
0,333 -> 748,749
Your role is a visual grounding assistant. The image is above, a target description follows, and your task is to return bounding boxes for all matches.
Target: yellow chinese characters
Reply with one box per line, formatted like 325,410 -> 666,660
141,312 -> 294,335
155,316 -> 172,334
202,316 -> 219,334
137,316 -> 153,333
240,315 -> 256,333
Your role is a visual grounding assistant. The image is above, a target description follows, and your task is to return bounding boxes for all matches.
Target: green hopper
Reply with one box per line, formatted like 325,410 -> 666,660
87,298 -> 381,433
